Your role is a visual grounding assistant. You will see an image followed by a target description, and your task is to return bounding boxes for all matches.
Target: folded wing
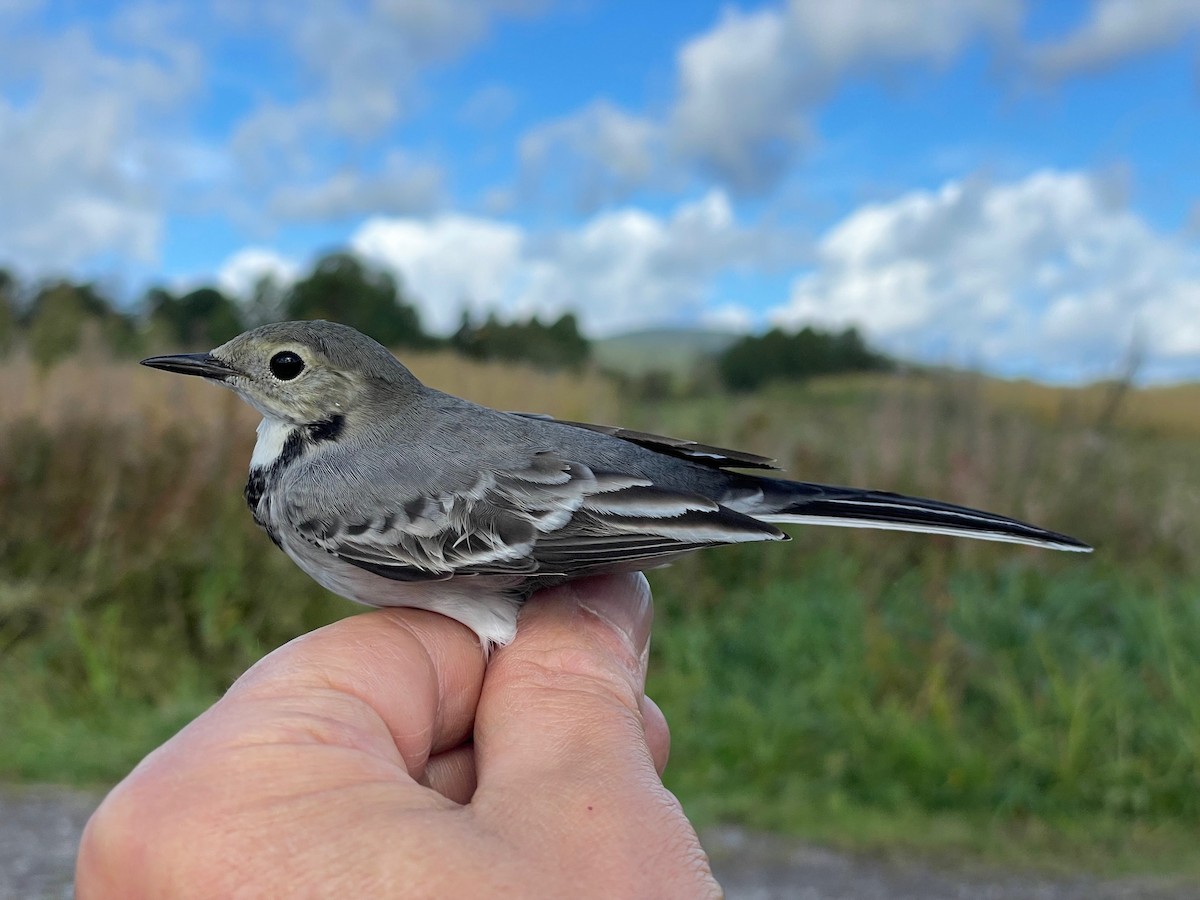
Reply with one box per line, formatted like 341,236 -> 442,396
286,450 -> 785,583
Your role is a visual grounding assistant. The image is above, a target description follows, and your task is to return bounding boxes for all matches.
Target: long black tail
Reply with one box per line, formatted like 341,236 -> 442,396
740,480 -> 1091,552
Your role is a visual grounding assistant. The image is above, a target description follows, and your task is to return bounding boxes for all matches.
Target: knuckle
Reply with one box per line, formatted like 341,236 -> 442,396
77,766 -> 244,896
76,780 -> 158,894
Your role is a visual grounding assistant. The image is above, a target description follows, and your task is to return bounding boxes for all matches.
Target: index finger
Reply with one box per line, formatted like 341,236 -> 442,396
199,606 -> 487,779
79,607 -> 492,895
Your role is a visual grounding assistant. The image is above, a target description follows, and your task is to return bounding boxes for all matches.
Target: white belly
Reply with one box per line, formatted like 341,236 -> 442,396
278,530 -> 524,648
248,414 -> 525,648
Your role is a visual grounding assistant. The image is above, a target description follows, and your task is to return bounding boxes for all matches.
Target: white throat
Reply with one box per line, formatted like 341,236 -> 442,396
250,416 -> 295,470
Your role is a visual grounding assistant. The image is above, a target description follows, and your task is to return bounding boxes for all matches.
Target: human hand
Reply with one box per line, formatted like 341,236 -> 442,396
76,575 -> 720,898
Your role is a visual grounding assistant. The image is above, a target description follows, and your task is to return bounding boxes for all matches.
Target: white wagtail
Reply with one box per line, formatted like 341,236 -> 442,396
142,320 -> 1090,647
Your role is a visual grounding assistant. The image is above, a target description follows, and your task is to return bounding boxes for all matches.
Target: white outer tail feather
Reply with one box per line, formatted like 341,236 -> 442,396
758,512 -> 1093,552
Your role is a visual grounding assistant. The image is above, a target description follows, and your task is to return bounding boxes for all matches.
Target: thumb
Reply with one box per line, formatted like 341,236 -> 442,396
470,575 -> 717,894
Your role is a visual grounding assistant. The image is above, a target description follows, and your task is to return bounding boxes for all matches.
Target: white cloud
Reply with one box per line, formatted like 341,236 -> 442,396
701,303 -> 755,332
1029,0 -> 1200,76
668,3 -> 799,193
670,0 -> 1021,191
352,214 -> 526,333
350,191 -> 759,336
11,196 -> 161,271
267,152 -> 444,221
772,170 -> 1200,382
367,0 -> 546,59
0,21 -> 200,272
510,0 -> 1019,201
229,0 -> 549,185
199,171 -> 1200,384
1144,281 -> 1200,360
518,100 -> 665,211
520,190 -> 749,334
216,248 -> 299,299
0,1 -> 552,272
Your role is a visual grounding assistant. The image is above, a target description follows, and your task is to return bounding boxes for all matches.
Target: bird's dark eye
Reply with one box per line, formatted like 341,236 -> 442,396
270,351 -> 305,381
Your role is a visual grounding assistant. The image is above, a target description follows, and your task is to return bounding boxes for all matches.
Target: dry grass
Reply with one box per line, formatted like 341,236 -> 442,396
803,371 -> 1200,438
0,350 -> 621,436
404,352 -> 621,422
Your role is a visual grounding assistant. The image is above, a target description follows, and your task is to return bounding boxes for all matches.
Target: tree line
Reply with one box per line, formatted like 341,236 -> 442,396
0,251 -> 892,387
717,326 -> 892,391
0,252 -> 590,372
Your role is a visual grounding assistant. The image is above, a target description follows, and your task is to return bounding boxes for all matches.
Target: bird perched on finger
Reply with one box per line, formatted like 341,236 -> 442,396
141,320 -> 1091,648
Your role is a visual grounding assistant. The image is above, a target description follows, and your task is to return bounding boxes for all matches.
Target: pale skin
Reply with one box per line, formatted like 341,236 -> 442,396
75,574 -> 721,898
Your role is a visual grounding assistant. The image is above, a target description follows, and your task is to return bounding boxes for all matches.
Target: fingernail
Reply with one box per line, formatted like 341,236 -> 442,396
572,573 -> 653,661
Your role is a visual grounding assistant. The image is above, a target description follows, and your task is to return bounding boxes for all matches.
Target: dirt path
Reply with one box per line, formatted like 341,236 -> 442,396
1,786 -> 100,900
3,786 -> 1196,899
704,826 -> 1197,900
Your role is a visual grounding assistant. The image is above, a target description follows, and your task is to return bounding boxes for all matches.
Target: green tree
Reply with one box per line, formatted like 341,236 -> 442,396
147,286 -> 244,348
718,325 -> 891,391
25,280 -> 96,367
285,253 -> 429,348
451,312 -> 590,371
27,282 -> 142,367
451,310 -> 484,358
544,313 -> 590,368
0,269 -> 16,357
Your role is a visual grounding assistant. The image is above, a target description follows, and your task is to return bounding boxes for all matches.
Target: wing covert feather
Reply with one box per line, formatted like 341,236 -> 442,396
284,449 -> 783,583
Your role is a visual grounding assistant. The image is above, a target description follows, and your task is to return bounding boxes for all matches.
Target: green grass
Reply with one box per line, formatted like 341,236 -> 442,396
2,359 -> 1199,875
647,553 -> 1200,872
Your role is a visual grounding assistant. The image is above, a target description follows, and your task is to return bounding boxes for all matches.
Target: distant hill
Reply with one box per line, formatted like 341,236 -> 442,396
593,328 -> 740,377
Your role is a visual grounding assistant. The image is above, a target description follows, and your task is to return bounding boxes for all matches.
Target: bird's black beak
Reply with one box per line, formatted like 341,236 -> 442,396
139,353 -> 242,381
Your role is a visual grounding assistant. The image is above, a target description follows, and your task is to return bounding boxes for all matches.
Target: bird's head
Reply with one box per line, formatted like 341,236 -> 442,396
140,320 -> 420,424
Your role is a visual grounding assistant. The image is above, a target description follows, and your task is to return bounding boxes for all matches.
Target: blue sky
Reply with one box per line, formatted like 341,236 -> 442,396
1,0 -> 1198,382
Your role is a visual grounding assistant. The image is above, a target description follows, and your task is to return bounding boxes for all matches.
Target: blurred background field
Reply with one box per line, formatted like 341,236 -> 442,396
5,4 -> 1200,893
2,334 -> 1198,876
